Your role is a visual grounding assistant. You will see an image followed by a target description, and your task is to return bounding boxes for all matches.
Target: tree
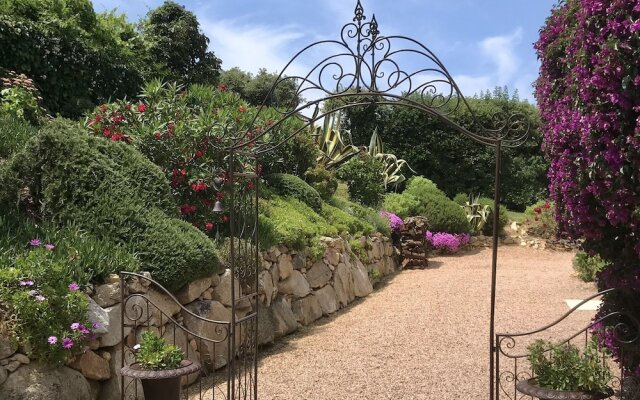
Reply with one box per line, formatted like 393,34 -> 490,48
219,67 -> 300,108
536,0 -> 640,375
140,1 -> 221,86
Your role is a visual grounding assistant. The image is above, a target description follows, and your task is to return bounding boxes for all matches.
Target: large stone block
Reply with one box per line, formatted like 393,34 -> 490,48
99,304 -> 131,348
351,260 -> 373,298
0,362 -> 91,400
291,295 -> 323,326
93,283 -> 121,308
333,263 -> 355,307
0,335 -> 17,359
277,254 -> 294,280
306,261 -> 332,289
183,300 -> 233,370
258,271 -> 275,306
212,269 -> 241,307
175,276 -> 212,305
68,350 -> 110,381
270,297 -> 298,338
277,270 -> 310,298
313,285 -> 339,315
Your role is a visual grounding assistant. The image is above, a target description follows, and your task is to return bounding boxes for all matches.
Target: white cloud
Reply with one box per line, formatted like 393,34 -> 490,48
480,28 -> 523,82
200,18 -> 306,76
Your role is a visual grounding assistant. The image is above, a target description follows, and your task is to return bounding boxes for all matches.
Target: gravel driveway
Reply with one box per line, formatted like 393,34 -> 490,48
256,246 -> 597,400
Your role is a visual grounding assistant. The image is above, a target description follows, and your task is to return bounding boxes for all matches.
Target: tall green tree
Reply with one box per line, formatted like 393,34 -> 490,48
140,1 -> 221,85
219,67 -> 300,108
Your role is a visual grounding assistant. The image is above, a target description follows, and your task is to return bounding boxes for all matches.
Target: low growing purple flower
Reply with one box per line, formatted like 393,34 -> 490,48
29,239 -> 42,247
379,210 -> 404,232
44,243 -> 55,250
34,295 -> 45,302
92,322 -> 101,330
68,282 -> 80,291
62,337 -> 74,349
70,322 -> 80,330
19,280 -> 34,287
47,336 -> 57,345
425,231 -> 471,253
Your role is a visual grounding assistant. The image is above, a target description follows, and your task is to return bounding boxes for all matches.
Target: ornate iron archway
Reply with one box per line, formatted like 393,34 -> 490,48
119,2 -> 530,399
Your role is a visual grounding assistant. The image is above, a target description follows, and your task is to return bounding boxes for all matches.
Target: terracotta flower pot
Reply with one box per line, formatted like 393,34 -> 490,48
121,359 -> 201,400
516,378 -> 613,400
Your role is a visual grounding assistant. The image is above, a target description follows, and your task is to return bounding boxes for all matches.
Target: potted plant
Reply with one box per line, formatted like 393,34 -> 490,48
516,339 -> 614,400
121,331 -> 200,400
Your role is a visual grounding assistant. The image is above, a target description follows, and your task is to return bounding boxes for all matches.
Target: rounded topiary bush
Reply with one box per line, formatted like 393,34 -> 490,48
382,192 -> 421,219
404,176 -> 447,198
304,165 -> 338,201
266,173 -> 323,211
453,192 -> 469,206
416,192 -> 470,234
336,154 -> 385,207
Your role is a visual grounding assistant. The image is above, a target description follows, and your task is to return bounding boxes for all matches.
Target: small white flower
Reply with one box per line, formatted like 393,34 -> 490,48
133,344 -> 141,351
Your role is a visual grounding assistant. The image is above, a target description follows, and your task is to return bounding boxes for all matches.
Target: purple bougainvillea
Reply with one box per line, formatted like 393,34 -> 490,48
536,0 -> 640,375
379,210 -> 404,232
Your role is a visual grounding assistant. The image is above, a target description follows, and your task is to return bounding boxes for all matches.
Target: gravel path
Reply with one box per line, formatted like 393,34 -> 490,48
256,247 -> 597,400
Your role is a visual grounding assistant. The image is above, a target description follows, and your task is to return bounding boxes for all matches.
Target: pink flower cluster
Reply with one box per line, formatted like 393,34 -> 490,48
424,231 -> 470,253
379,210 -> 404,232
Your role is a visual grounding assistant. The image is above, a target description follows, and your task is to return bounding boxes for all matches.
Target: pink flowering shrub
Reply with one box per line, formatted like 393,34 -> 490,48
379,210 -> 404,232
425,231 -> 470,253
0,243 -> 95,365
536,0 -> 640,375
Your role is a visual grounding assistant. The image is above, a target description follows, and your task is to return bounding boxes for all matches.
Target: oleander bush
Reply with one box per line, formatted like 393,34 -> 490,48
266,173 -> 322,211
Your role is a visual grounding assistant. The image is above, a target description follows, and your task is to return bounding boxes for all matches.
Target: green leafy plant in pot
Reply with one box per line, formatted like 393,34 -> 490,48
121,331 -> 200,400
516,339 -> 614,400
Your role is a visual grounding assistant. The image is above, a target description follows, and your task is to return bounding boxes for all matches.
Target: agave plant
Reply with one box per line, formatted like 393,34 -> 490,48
368,129 -> 416,191
462,193 -> 490,233
314,110 -> 364,169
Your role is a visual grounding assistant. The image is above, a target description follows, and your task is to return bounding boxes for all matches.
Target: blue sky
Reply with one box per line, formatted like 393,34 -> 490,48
93,0 -> 558,103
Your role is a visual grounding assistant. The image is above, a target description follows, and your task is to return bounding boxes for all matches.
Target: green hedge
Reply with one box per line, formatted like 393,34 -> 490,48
0,114 -> 37,159
0,120 -> 220,291
266,173 -> 322,211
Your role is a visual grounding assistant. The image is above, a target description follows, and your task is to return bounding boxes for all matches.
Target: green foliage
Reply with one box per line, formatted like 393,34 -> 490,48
453,193 -> 469,206
0,3 -> 145,117
136,331 -> 184,370
306,237 -> 325,263
349,239 -> 370,264
527,339 -> 612,392
0,213 -> 140,284
368,128 -> 416,191
0,247 -> 93,366
369,268 -> 381,281
315,110 -> 364,169
461,194 -> 491,234
304,165 -> 338,200
0,114 -> 37,159
383,177 -> 470,233
140,1 -> 221,86
523,200 -> 557,239
382,193 -> 421,219
219,67 -> 300,108
340,89 -> 546,211
328,196 -> 390,236
573,252 -> 609,283
319,203 -> 375,237
0,120 -> 220,291
266,173 -> 322,212
477,197 -> 508,236
336,154 -> 385,207
258,196 -> 337,250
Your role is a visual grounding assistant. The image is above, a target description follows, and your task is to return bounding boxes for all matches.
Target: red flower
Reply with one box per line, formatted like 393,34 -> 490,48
217,83 -> 228,92
95,114 -> 102,122
102,128 -> 111,137
543,202 -> 550,209
191,181 -> 207,192
247,181 -> 254,190
534,216 -> 539,221
534,207 -> 542,214
154,131 -> 162,139
205,222 -> 214,231
180,169 -> 187,176
179,204 -> 197,215
137,103 -> 146,113
238,106 -> 247,112
112,115 -> 123,124
194,150 -> 203,158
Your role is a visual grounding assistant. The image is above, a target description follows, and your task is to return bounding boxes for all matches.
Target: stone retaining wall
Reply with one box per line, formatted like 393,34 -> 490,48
0,234 -> 399,400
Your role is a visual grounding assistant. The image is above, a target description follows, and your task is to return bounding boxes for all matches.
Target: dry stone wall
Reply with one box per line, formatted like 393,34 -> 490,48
0,234 -> 399,400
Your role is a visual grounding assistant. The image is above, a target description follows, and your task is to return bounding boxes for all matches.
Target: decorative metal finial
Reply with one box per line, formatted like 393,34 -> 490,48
370,14 -> 380,40
353,0 -> 365,22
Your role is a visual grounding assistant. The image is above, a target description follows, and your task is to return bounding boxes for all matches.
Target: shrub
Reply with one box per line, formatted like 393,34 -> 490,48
453,192 -> 468,206
523,200 -> 556,239
379,211 -> 404,233
258,195 -> 337,250
328,196 -> 391,236
404,176 -> 447,198
0,120 -> 220,291
336,153 -> 385,207
0,114 -> 37,159
382,193 -> 421,219
266,173 -> 322,212
319,203 -> 375,237
573,252 -> 609,283
304,165 -> 338,200
136,331 -> 184,370
0,69 -> 48,125
477,197 -> 508,236
349,239 -> 370,264
0,246 -> 95,366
